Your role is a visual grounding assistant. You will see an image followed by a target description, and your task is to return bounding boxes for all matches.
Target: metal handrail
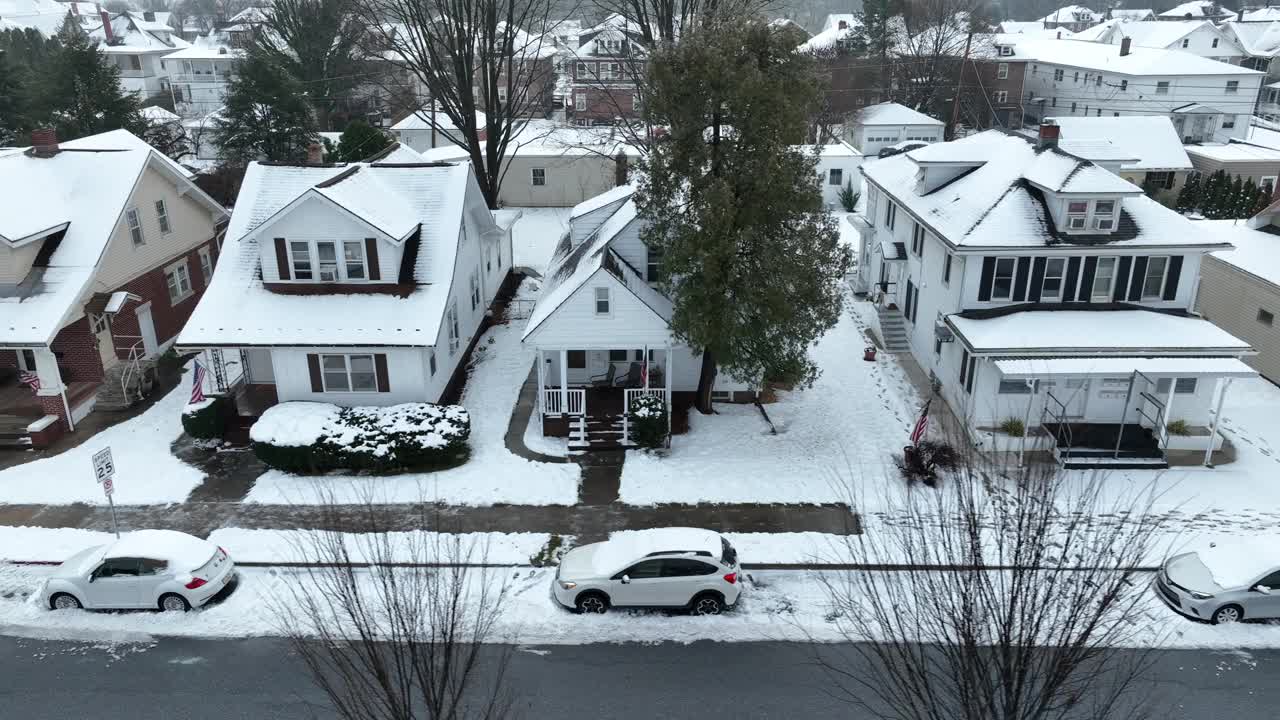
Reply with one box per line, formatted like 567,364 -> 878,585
120,340 -> 146,401
1043,391 -> 1073,459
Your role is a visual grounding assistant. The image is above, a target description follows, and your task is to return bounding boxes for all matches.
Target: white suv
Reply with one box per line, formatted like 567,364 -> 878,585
552,528 -> 742,615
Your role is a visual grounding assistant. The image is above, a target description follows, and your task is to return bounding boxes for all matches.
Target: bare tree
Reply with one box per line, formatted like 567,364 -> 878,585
355,0 -> 562,208
271,496 -> 515,720
815,446 -> 1178,720
890,0 -> 991,121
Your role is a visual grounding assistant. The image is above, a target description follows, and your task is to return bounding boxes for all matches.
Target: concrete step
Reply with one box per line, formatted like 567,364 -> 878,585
0,436 -> 33,450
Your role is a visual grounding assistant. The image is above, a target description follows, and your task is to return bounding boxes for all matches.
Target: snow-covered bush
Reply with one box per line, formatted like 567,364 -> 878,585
250,402 -> 471,474
628,394 -> 669,449
181,396 -> 231,439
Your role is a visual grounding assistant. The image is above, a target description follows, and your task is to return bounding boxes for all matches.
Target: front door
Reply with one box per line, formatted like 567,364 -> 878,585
90,313 -> 118,371
135,303 -> 159,357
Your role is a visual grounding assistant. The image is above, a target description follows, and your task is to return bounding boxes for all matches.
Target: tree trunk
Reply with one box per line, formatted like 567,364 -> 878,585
695,350 -> 717,414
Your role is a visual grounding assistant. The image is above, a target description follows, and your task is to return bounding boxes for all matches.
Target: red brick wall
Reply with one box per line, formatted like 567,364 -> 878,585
0,350 -> 17,372
107,240 -> 218,358
963,59 -> 1028,130
569,86 -> 640,123
49,316 -> 104,384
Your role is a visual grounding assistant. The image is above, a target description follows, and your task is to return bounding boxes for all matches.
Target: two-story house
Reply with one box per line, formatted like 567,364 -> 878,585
89,10 -> 188,102
1158,1 -> 1238,23
1016,36 -> 1262,144
857,123 -> 1257,468
175,144 -> 515,417
0,128 -> 228,447
567,14 -> 646,126
161,32 -> 243,119
964,34 -> 1034,131
521,185 -> 754,449
1077,19 -> 1246,65
1040,6 -> 1102,33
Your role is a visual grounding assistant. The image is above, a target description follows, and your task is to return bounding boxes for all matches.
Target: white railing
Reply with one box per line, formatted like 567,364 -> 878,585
121,339 -> 147,402
623,388 -> 668,444
542,388 -> 586,416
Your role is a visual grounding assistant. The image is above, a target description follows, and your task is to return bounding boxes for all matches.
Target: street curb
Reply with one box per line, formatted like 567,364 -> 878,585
4,560 -> 1163,572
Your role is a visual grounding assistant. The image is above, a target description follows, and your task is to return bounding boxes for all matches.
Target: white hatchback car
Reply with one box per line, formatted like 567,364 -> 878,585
552,528 -> 742,615
40,529 -> 236,612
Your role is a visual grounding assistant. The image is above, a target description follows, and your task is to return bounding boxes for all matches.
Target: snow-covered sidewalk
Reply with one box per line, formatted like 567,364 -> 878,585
243,282 -> 582,506
0,371 -> 204,505
620,289 -> 921,507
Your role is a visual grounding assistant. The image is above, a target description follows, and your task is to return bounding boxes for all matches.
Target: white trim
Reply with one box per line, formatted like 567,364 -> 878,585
164,259 -> 194,304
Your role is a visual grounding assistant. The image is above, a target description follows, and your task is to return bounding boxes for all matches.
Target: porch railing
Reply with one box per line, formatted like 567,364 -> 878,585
543,388 -> 585,416
622,388 -> 668,444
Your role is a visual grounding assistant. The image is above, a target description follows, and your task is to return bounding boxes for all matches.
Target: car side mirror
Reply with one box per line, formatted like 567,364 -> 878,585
620,574 -> 631,584
1253,584 -> 1272,595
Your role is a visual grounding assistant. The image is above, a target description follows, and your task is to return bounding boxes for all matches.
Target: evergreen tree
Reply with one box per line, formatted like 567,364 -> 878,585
44,26 -> 145,141
1203,170 -> 1228,219
333,120 -> 391,163
1253,182 -> 1275,217
250,0 -> 363,130
0,50 -> 20,146
214,50 -> 319,164
1226,174 -> 1245,219
638,17 -> 851,412
1176,171 -> 1201,215
1238,178 -> 1259,219
851,0 -> 898,98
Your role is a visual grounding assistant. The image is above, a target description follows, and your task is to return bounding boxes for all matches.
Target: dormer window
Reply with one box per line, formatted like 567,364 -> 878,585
285,239 -> 369,282
1066,201 -> 1088,230
998,45 -> 1013,57
1093,200 -> 1116,230
1064,198 -> 1120,233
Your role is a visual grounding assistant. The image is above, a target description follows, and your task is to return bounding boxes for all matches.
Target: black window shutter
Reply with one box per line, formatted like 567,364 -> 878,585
1063,257 -> 1081,301
960,349 -> 969,385
365,238 -> 381,281
904,278 -> 915,322
1028,257 -> 1047,302
307,354 -> 323,392
1012,257 -> 1032,301
1079,257 -> 1097,301
1162,256 -> 1183,300
978,257 -> 995,301
1114,257 -> 1132,302
1129,256 -> 1149,301
374,353 -> 390,392
274,238 -> 290,281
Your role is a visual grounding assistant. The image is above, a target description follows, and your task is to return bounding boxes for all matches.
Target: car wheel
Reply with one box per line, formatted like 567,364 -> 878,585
1212,604 -> 1243,624
691,594 -> 724,616
49,593 -> 82,611
575,592 -> 609,615
159,593 -> 191,612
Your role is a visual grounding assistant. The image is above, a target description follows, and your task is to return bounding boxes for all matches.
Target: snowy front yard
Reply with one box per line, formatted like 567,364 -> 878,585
620,289 -> 922,506
243,282 -> 581,506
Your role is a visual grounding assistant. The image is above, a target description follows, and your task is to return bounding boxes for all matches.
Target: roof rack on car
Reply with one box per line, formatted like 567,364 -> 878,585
644,550 -> 712,558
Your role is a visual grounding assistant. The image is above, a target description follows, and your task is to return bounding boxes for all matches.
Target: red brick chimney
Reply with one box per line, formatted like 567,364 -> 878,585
1120,37 -> 1132,57
306,143 -> 324,164
1038,119 -> 1060,150
30,127 -> 59,157
100,10 -> 115,43
838,20 -> 848,29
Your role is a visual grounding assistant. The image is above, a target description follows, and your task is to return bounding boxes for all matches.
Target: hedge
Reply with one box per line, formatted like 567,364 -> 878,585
181,396 -> 231,439
250,402 -> 471,474
628,394 -> 669,449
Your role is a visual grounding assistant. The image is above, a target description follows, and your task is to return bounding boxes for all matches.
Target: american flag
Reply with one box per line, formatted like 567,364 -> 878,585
18,371 -> 40,392
640,358 -> 648,388
910,398 -> 931,446
190,360 -> 206,404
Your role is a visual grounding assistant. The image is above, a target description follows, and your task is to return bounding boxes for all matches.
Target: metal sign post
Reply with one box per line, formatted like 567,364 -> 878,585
92,447 -> 120,538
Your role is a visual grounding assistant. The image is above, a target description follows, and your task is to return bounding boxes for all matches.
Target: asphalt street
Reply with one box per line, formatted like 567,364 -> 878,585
1,634 -> 1278,719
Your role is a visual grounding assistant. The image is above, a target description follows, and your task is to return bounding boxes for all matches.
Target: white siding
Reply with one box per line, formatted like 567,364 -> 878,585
607,219 -> 647,278
1197,254 -> 1280,382
270,346 -> 430,405
814,153 -> 863,208
498,154 -> 631,208
0,240 -> 41,285
527,269 -> 672,349
256,195 -> 403,283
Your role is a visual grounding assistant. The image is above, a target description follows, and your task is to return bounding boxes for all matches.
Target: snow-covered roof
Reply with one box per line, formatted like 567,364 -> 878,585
1159,0 -> 1237,20
1109,8 -> 1155,20
0,130 -> 222,346
569,183 -> 634,219
1100,19 -> 1236,51
1223,20 -> 1280,57
807,140 -> 863,158
1203,219 -> 1280,287
998,20 -> 1076,37
163,33 -> 243,60
1244,123 -> 1280,150
862,130 -> 1230,250
1009,36 -> 1259,74
228,6 -> 268,23
994,356 -> 1256,377
1050,116 -> 1192,170
1040,5 -> 1100,23
1184,140 -> 1280,161
178,155 -> 482,348
948,308 -> 1253,355
391,106 -> 488,132
822,13 -> 857,32
797,16 -> 859,52
105,529 -> 216,571
0,0 -> 69,35
1069,18 -> 1119,41
123,10 -> 172,33
593,528 -> 723,574
90,12 -> 188,53
856,102 -> 945,128
140,105 -> 181,124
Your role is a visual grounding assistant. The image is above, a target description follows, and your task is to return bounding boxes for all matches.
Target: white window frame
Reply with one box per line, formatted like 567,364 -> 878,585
942,252 -> 952,285
993,90 -> 1008,103
1212,37 -> 1220,48
1041,257 -> 1067,300
469,269 -> 481,311
1066,200 -> 1089,230
575,93 -> 586,111
999,46 -> 1013,57
594,286 -> 611,316
1226,80 -> 1239,94
165,259 -> 194,304
1141,256 -> 1170,300
531,167 -> 546,186
1181,38 -> 1189,48
1054,68 -> 1064,81
17,349 -> 36,372
343,240 -> 368,281
428,348 -> 437,376
992,257 -> 1017,301
286,240 -> 368,283
997,62 -> 1009,79
126,207 -> 145,247
154,199 -> 171,235
198,246 -> 213,283
911,223 -> 925,257
319,353 -> 378,393
1092,257 -> 1117,302
447,301 -> 460,354
1156,81 -> 1169,95
1262,176 -> 1277,194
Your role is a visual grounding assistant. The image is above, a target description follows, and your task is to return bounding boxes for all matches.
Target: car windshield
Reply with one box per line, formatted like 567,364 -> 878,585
721,538 -> 737,566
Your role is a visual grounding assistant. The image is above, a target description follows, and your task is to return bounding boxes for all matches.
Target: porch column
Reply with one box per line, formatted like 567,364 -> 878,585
32,348 -> 74,431
1205,377 -> 1232,467
536,348 -> 545,415
666,346 -> 674,439
1164,380 -> 1177,428
559,348 -> 568,415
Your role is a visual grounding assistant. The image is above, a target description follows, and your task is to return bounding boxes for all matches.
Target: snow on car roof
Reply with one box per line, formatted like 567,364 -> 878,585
105,529 -> 217,572
1195,539 -> 1280,589
593,528 -> 723,574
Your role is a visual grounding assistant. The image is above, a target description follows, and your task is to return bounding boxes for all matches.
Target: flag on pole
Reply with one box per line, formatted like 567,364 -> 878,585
18,371 -> 40,392
190,360 -> 206,404
910,398 -> 931,446
641,348 -> 649,389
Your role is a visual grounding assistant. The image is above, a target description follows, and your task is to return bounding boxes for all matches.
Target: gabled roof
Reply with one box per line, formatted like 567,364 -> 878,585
1008,36 -> 1259,74
1223,20 -> 1280,57
1159,0 -> 1237,20
1040,5 -> 1100,23
89,12 -> 188,53
391,105 -> 487,132
856,102 -> 945,127
1099,19 -> 1237,52
1049,116 -> 1193,170
569,183 -> 634,219
1204,219 -> 1280,287
861,130 -> 1231,250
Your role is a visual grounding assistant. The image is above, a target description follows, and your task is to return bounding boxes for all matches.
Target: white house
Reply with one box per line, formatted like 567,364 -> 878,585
808,141 -> 863,207
521,185 -> 753,449
857,124 -> 1256,468
391,106 -> 489,152
1158,1 -> 1237,22
1044,115 -> 1194,199
1040,5 -> 1102,32
161,33 -> 243,119
175,144 -> 515,413
89,10 -> 188,101
1077,19 -> 1246,64
1015,36 -> 1263,144
846,102 -> 946,156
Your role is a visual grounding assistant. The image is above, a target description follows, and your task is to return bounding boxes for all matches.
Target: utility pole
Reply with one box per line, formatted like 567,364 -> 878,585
946,29 -> 974,142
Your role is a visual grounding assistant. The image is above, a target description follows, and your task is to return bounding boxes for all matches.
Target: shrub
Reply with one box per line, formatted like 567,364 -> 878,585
839,182 -> 860,212
181,396 -> 231,439
628,394 -> 669,449
1166,419 -> 1191,436
250,402 -> 471,474
999,417 -> 1026,437
897,440 -> 960,487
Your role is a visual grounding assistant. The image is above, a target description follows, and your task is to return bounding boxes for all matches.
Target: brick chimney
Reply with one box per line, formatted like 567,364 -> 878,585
838,19 -> 848,30
30,127 -> 59,157
100,10 -> 115,43
306,143 -> 324,164
143,10 -> 155,21
1120,37 -> 1132,57
1038,119 -> 1060,150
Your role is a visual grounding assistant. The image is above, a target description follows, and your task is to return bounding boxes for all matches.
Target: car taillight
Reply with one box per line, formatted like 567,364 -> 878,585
723,573 -> 737,585
185,577 -> 208,590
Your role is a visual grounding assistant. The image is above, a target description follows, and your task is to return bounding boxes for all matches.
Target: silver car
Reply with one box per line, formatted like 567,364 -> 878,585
552,528 -> 742,615
1154,541 -> 1280,624
39,529 -> 236,612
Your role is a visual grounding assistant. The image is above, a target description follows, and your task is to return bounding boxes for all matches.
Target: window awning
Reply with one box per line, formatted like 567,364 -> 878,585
994,357 -> 1257,379
879,238 -> 906,260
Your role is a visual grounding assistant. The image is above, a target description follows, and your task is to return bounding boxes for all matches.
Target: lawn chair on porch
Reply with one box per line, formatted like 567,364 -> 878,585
614,362 -> 643,388
590,363 -> 617,388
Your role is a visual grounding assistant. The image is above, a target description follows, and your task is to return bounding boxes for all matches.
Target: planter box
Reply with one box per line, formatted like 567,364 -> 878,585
974,429 -> 1055,453
1165,431 -> 1224,452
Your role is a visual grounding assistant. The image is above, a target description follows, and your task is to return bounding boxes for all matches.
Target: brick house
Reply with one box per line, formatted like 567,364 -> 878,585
567,14 -> 647,126
962,34 -> 1032,131
0,129 -> 228,447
